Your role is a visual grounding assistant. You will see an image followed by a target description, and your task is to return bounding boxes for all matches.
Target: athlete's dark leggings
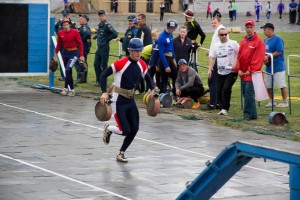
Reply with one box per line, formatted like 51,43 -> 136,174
115,100 -> 139,152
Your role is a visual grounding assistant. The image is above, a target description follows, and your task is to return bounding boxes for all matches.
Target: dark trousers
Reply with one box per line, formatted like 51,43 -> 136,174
183,4 -> 188,11
115,100 -> 139,152
255,10 -> 260,21
160,12 -> 164,21
229,11 -> 233,21
241,80 -> 257,119
290,10 -> 297,23
190,44 -> 198,72
207,11 -> 212,19
62,50 -> 79,90
217,72 -> 238,111
266,11 -> 271,20
75,50 -> 88,82
233,10 -> 236,20
94,45 -> 109,83
158,56 -> 177,95
208,62 -> 218,106
279,11 -> 283,19
146,67 -> 161,91
297,11 -> 300,24
180,85 -> 205,102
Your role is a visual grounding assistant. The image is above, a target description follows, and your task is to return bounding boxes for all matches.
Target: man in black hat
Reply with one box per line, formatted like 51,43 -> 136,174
93,10 -> 118,87
75,14 -> 91,83
261,23 -> 288,108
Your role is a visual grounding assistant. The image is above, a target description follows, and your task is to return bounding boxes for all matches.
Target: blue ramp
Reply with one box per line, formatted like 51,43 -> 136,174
177,141 -> 300,200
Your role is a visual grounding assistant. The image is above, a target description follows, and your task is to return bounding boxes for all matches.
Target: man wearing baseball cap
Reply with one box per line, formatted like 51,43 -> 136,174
117,15 -> 137,56
261,23 -> 288,108
175,59 -> 205,109
234,20 -> 265,120
75,14 -> 91,83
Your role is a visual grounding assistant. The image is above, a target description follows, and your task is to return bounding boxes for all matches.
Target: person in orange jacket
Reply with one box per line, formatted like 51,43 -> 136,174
234,20 -> 265,121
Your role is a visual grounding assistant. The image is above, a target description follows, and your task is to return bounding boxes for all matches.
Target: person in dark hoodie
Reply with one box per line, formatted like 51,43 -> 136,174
173,26 -> 192,64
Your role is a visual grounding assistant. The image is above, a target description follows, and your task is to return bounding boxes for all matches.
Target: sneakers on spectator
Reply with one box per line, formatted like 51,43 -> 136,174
192,102 -> 200,109
103,124 -> 112,145
60,88 -> 68,96
172,100 -> 177,106
116,151 -> 128,162
94,82 -> 101,87
264,101 -> 276,108
218,109 -> 228,116
276,101 -> 289,108
201,104 -> 216,110
67,90 -> 75,97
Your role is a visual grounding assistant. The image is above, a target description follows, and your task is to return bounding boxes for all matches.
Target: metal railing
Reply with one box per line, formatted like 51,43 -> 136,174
287,54 -> 300,115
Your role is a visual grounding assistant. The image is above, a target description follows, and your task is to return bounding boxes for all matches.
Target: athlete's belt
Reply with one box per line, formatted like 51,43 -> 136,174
113,86 -> 134,99
164,52 -> 173,57
65,47 -> 78,51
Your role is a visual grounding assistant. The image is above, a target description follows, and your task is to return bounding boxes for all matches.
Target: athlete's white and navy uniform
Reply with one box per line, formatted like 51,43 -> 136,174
100,57 -> 155,152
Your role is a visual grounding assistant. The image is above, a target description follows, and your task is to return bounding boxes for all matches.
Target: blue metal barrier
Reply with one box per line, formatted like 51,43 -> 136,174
177,141 -> 300,200
35,17 -> 63,93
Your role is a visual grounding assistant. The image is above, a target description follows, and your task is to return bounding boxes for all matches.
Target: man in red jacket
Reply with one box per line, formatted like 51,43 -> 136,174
235,20 -> 265,120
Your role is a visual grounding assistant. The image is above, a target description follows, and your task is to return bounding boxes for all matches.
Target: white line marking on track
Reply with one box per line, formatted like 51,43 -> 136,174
0,153 -> 132,200
0,102 -> 289,178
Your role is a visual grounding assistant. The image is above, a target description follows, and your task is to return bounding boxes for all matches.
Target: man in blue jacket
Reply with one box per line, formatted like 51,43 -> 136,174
158,20 -> 178,96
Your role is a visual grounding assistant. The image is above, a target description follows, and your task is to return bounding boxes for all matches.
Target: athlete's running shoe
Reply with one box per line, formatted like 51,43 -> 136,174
116,151 -> 128,162
103,124 -> 112,145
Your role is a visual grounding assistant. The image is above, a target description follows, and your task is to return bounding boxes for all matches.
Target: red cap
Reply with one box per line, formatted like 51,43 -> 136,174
245,20 -> 255,26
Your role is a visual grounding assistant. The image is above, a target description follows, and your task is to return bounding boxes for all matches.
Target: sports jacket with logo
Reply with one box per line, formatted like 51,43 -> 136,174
235,32 -> 265,82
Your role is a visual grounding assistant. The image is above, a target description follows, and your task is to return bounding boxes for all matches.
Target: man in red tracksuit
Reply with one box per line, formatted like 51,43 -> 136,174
235,20 -> 265,120
54,19 -> 84,97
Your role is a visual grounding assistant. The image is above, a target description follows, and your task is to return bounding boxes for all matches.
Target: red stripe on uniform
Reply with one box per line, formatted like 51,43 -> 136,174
114,113 -> 123,132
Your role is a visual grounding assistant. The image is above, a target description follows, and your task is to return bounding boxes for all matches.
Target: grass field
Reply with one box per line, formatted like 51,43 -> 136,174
18,32 -> 300,139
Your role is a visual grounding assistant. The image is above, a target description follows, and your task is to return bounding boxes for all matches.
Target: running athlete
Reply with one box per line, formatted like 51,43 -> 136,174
99,38 -> 157,162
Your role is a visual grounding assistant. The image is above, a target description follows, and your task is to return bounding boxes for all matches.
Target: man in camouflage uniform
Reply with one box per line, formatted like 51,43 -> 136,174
93,10 -> 118,87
